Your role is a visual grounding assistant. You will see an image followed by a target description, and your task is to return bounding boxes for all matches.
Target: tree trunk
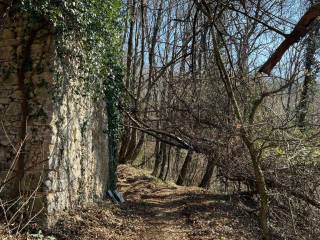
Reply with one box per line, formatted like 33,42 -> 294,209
199,156 -> 215,189
176,150 -> 193,185
296,2 -> 320,130
158,142 -> 167,179
129,132 -> 145,163
164,146 -> 172,180
119,0 -> 136,164
152,140 -> 161,176
245,140 -> 270,240
253,161 -> 270,240
118,130 -> 129,164
124,128 -> 137,162
173,148 -> 181,180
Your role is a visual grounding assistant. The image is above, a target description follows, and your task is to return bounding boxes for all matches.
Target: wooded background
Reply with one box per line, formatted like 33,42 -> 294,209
119,0 -> 320,239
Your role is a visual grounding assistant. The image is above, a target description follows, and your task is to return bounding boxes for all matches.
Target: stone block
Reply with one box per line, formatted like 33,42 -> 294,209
5,102 -> 21,115
0,136 -> 11,146
0,46 -> 15,60
0,29 -> 15,40
11,90 -> 24,100
0,39 -> 19,48
0,97 -> 11,104
32,72 -> 53,85
1,73 -> 19,85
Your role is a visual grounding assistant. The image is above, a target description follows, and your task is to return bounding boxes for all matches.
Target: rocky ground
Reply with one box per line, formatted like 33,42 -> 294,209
0,165 -> 261,240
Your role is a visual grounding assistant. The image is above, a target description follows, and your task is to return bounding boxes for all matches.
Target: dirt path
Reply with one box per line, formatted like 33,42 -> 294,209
47,165 -> 260,240
118,176 -> 190,240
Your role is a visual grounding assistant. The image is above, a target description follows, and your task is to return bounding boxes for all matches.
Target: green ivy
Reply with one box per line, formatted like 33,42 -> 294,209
14,0 -> 124,191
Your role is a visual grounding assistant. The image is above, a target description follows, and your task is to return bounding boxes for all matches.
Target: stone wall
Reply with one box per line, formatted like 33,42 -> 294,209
0,15 -> 110,225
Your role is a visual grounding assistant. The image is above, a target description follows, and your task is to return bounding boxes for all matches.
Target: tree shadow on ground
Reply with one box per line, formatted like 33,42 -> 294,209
116,166 -> 261,239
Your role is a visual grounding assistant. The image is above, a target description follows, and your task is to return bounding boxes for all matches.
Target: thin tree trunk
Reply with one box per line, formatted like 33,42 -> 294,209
118,132 -> 129,164
199,156 -> 215,189
164,146 -> 172,180
176,150 -> 193,186
124,128 -> 137,161
119,0 -> 136,164
125,0 -> 136,89
210,27 -> 271,239
152,140 -> 161,176
296,2 -> 320,130
129,132 -> 145,163
251,151 -> 270,240
158,142 -> 167,179
174,147 -> 181,181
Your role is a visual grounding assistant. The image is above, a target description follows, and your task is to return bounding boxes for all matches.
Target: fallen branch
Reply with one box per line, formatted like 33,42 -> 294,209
259,3 -> 320,74
220,173 -> 320,209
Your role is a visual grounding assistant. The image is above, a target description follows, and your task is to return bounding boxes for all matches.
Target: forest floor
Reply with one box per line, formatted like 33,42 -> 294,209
0,165 -> 261,240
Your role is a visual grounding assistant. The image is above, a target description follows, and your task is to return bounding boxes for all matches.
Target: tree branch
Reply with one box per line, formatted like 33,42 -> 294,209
260,3 -> 320,75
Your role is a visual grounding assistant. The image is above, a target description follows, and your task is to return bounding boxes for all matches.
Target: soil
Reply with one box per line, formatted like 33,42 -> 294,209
0,165 -> 261,240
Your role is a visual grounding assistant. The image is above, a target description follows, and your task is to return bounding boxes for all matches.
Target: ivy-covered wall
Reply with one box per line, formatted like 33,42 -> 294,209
0,0 -> 122,225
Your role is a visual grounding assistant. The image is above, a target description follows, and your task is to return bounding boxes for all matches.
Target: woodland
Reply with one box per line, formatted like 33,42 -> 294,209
0,0 -> 320,240
118,0 -> 320,239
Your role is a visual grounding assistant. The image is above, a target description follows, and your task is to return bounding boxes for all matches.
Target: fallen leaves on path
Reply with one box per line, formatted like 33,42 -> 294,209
1,165 -> 261,239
